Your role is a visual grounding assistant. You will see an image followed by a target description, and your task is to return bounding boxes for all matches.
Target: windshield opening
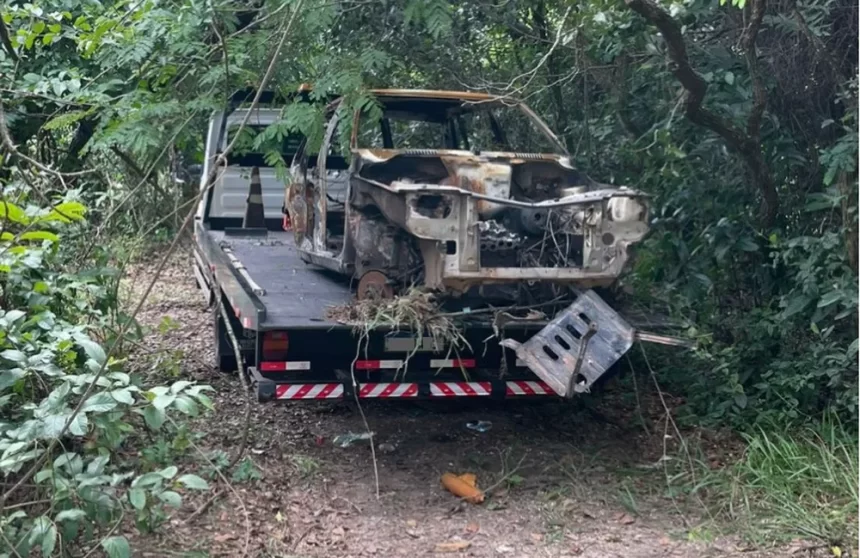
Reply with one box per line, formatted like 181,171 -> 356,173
356,98 -> 565,155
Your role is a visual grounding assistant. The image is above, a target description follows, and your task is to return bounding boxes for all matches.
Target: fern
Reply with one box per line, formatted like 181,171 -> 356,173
42,109 -> 93,131
403,0 -> 452,40
359,48 -> 392,73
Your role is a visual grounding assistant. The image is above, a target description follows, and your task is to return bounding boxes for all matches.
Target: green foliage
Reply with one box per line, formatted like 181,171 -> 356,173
0,197 -> 213,553
233,456 -> 264,483
702,415 -> 858,546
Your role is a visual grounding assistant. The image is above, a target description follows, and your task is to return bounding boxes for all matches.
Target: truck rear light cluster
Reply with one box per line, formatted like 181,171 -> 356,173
262,331 -> 289,361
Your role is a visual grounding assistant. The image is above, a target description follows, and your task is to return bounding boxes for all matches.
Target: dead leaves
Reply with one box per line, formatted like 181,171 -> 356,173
613,512 -> 636,525
434,541 -> 471,553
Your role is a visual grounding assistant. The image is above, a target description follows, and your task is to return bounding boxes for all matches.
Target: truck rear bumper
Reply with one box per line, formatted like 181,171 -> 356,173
249,366 -> 559,402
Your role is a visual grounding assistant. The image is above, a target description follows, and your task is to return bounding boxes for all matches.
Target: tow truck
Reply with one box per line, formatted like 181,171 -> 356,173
189,89 -> 688,403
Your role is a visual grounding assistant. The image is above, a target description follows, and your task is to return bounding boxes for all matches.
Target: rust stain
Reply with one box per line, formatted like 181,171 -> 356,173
285,181 -> 311,242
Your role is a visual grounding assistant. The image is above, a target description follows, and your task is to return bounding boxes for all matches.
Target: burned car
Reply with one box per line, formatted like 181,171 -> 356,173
284,90 -> 649,299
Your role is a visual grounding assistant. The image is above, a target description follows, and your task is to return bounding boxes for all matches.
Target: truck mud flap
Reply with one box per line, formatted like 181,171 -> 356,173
500,290 -> 634,398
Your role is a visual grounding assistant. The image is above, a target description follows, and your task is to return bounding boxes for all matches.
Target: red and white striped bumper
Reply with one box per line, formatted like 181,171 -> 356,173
505,380 -> 556,396
275,383 -> 343,400
358,383 -> 419,398
268,381 -> 557,401
430,382 -> 491,397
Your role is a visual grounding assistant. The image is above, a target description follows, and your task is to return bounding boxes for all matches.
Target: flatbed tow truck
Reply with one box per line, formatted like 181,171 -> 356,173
190,90 -> 688,403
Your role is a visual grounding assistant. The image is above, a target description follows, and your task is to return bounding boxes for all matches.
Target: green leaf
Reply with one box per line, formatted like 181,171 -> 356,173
81,392 -> 118,413
77,338 -> 106,364
109,388 -> 135,405
159,465 -> 178,479
178,474 -> 209,490
0,368 -> 27,389
170,380 -> 193,394
158,490 -> 182,507
19,231 -> 59,243
738,237 -> 758,252
193,392 -> 214,411
173,395 -> 198,416
33,201 -> 87,223
67,413 -> 88,436
55,509 -> 87,522
782,295 -> 810,318
1,349 -> 27,363
101,536 -> 131,558
143,406 -> 165,430
152,393 -> 175,410
0,201 -> 29,224
4,309 -> 26,322
128,487 -> 146,510
43,110 -> 90,131
29,516 -> 56,557
132,472 -> 164,489
42,414 -> 69,438
817,291 -> 843,308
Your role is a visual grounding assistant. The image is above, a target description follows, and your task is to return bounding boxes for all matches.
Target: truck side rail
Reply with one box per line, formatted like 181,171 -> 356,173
195,224 -> 267,329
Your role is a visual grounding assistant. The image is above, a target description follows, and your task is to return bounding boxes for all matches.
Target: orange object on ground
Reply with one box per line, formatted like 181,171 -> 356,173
441,472 -> 484,504
458,473 -> 477,487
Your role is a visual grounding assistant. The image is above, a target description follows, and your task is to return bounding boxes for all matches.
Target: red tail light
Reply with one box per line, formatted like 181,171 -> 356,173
262,331 -> 289,361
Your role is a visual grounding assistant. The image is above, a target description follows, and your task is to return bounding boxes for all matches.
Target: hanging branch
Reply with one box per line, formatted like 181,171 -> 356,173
625,0 -> 778,226
0,19 -> 17,63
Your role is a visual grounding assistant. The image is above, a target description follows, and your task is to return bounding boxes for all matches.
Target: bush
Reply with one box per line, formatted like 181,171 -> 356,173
0,196 -> 212,556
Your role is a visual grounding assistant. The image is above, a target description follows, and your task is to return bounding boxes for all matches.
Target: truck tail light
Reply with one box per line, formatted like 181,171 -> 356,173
262,331 -> 289,361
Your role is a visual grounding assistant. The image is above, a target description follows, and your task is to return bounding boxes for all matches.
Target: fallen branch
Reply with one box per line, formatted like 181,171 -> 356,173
183,489 -> 223,525
216,297 -> 252,470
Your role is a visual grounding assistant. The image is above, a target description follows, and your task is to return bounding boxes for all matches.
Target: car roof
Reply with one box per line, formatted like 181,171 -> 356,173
367,89 -> 500,102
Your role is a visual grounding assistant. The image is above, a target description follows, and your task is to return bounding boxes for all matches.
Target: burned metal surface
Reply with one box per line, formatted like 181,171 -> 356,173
500,290 -> 636,397
285,90 -> 650,297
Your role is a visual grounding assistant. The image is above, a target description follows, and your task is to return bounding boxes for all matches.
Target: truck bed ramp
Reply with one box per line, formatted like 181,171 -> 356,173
501,290 -> 635,397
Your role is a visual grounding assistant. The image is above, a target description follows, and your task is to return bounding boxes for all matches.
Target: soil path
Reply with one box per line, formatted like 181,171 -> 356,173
126,249 -> 793,558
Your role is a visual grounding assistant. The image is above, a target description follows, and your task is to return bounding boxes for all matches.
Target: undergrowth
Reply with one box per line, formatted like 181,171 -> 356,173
0,193 -> 212,556
684,415 -> 859,550
725,416 -> 857,547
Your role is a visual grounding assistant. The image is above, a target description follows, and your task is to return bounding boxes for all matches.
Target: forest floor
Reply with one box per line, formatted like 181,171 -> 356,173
122,246 -> 827,558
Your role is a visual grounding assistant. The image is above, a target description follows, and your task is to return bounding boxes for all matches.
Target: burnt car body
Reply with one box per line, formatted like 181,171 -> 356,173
284,90 -> 649,298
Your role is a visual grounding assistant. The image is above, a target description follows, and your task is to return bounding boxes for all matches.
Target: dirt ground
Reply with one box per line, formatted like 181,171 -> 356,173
123,248 -> 817,558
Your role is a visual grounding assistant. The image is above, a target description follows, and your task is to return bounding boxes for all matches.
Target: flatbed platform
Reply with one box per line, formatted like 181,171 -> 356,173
201,228 -> 354,330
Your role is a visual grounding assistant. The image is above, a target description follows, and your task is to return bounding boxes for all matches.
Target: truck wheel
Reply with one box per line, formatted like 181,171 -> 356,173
214,310 -> 238,374
216,353 -> 238,374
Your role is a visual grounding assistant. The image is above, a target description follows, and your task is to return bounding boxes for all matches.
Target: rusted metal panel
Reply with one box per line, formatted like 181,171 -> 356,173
501,291 -> 635,397
284,179 -> 310,245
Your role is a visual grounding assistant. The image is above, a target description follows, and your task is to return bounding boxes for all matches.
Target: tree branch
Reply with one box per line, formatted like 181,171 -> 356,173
742,0 -> 767,138
625,0 -> 778,225
0,19 -> 17,63
0,100 -> 95,181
